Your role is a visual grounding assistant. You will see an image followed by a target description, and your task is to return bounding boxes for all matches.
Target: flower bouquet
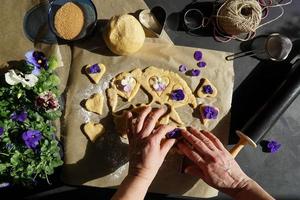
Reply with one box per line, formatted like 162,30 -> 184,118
0,50 -> 63,186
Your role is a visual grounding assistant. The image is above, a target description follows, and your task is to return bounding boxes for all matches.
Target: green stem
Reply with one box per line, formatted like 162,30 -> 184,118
0,152 -> 9,156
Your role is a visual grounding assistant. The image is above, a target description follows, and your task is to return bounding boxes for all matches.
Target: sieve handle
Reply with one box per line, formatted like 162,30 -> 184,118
226,49 -> 265,61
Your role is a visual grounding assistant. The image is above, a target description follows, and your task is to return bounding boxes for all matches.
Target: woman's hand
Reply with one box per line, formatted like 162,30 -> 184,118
125,106 -> 176,182
177,127 -> 251,196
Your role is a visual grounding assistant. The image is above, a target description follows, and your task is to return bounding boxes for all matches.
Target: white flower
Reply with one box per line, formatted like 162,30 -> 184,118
152,77 -> 166,91
5,69 -> 38,87
120,75 -> 135,92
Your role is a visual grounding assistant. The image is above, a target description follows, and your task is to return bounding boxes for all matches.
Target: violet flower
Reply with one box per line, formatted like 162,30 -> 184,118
0,127 -> 4,136
152,77 -> 167,92
203,85 -> 213,94
194,50 -> 203,61
10,110 -> 28,122
22,130 -> 42,149
179,65 -> 188,73
88,64 -> 101,74
36,91 -> 60,111
25,50 -> 48,75
166,128 -> 181,139
197,61 -> 207,68
203,106 -> 218,119
266,140 -> 281,153
190,69 -> 200,76
171,89 -> 185,101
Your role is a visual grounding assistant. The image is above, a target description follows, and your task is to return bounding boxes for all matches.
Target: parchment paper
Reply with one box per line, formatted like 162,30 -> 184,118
61,41 -> 234,198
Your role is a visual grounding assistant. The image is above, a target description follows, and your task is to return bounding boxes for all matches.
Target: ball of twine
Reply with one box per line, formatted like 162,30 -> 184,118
217,0 -> 262,36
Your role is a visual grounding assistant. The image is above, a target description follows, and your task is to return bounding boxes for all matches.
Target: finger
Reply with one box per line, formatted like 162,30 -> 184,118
184,165 -> 204,179
140,107 -> 166,138
136,106 -> 152,133
181,129 -> 211,156
201,130 -> 227,151
125,111 -> 133,142
187,127 -> 218,152
177,141 -> 205,166
153,124 -> 176,140
161,138 -> 176,156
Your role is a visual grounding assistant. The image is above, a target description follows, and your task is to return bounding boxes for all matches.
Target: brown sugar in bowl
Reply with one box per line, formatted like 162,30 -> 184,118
54,2 -> 84,40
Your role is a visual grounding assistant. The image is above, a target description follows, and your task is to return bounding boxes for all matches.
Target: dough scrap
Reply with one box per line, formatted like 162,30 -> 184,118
85,93 -> 104,115
195,78 -> 217,98
106,88 -> 118,112
85,63 -> 106,84
83,122 -> 105,142
108,66 -> 198,126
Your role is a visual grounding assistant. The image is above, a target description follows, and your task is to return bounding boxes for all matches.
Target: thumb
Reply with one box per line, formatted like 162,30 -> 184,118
184,165 -> 204,179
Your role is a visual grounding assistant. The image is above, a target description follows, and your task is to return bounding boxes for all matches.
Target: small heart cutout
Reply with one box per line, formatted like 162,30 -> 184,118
195,78 -> 217,98
114,73 -> 140,102
85,93 -> 104,115
149,76 -> 170,96
83,122 -> 105,142
85,63 -> 106,84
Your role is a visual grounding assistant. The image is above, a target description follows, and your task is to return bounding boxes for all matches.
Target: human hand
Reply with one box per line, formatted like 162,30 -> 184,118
124,106 -> 176,183
177,127 -> 251,196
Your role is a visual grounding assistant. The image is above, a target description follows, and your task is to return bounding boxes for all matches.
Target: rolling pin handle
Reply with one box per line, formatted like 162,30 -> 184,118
229,131 -> 257,158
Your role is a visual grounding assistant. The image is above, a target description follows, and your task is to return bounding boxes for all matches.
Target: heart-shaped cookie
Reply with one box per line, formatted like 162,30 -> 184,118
195,78 -> 217,98
85,63 -> 106,84
85,93 -> 104,115
149,76 -> 170,96
199,104 -> 219,126
83,122 -> 105,142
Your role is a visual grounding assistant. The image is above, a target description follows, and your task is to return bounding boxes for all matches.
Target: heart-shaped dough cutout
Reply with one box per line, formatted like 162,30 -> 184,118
196,78 -> 217,98
83,122 -> 105,142
85,63 -> 106,84
199,104 -> 219,126
149,76 -> 170,96
113,71 -> 141,102
85,93 -> 104,115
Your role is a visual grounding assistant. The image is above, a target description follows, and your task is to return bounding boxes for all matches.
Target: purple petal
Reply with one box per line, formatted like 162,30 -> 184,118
25,50 -> 39,66
194,50 -> 203,61
31,66 -> 41,75
197,61 -> 206,68
203,85 -> 213,94
88,64 -> 101,74
0,127 -> 4,136
179,65 -> 188,72
203,106 -> 218,119
166,128 -> 181,139
171,89 -> 185,101
191,69 -> 200,76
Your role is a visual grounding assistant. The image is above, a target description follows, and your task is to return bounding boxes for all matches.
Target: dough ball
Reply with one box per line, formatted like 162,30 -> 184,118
103,14 -> 145,55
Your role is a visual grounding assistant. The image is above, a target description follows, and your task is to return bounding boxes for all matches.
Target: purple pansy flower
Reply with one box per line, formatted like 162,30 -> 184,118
25,50 -> 48,75
197,61 -> 207,68
36,91 -> 60,111
266,140 -> 281,153
171,89 -> 185,101
190,69 -> 200,76
10,110 -> 28,122
203,85 -> 213,94
166,128 -> 181,139
88,64 -> 101,74
179,65 -> 188,72
194,50 -> 203,61
0,127 -> 4,136
203,106 -> 218,119
22,130 -> 42,149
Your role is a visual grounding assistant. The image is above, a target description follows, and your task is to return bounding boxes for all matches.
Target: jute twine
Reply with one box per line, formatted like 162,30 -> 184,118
217,0 -> 262,36
214,0 -> 293,42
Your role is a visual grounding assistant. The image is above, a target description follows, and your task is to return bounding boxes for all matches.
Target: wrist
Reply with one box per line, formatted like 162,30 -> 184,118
222,177 -> 254,198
